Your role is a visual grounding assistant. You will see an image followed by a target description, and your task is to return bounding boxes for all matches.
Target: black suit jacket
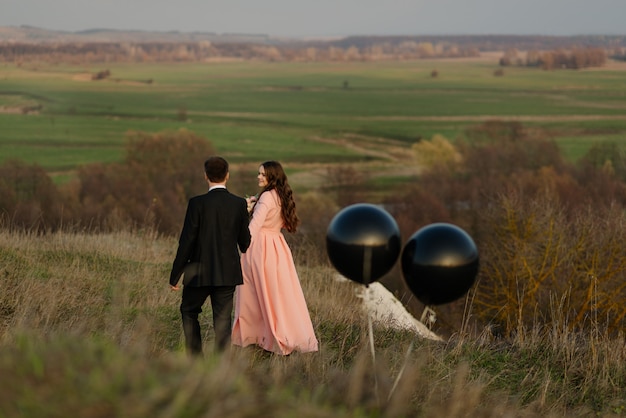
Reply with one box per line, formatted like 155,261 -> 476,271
169,188 -> 251,287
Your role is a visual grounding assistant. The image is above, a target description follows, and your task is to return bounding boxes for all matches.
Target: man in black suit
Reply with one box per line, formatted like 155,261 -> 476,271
169,156 -> 251,355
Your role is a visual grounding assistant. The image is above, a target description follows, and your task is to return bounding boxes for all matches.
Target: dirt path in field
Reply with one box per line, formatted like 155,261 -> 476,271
353,114 -> 626,122
0,105 -> 41,114
195,110 -> 626,123
286,134 -> 421,190
309,134 -> 413,162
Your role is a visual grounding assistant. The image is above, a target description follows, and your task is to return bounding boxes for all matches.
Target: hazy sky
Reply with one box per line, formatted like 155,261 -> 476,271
1,0 -> 625,38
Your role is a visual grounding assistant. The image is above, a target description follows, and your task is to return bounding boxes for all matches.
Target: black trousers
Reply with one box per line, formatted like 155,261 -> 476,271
180,285 -> 236,355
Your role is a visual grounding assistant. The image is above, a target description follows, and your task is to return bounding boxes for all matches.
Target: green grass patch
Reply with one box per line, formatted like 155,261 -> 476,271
2,59 -> 626,176
1,230 -> 625,416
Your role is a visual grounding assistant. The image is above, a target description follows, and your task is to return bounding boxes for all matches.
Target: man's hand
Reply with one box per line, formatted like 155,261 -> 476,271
170,284 -> 180,291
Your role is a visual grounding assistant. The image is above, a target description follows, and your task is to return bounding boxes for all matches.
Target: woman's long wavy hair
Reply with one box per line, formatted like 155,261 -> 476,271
258,161 -> 300,233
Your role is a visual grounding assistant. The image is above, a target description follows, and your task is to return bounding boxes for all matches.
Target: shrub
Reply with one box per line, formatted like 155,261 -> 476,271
77,129 -> 216,235
324,165 -> 371,208
579,140 -> 626,182
0,159 -> 66,231
385,121 -> 626,335
476,193 -> 626,335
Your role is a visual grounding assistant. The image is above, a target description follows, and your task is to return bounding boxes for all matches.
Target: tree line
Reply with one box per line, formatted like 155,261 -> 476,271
3,42 -> 622,68
2,32 -> 625,64
0,129 -> 215,235
499,47 -> 609,69
0,40 -> 482,64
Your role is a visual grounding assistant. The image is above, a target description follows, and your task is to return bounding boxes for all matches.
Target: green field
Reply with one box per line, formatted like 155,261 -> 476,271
2,58 -> 626,180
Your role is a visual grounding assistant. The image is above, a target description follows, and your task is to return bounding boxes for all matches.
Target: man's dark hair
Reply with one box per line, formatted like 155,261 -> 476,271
204,156 -> 229,182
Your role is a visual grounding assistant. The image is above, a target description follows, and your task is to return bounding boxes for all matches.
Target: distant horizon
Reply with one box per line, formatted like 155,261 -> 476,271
1,0 -> 625,39
3,24 -> 625,40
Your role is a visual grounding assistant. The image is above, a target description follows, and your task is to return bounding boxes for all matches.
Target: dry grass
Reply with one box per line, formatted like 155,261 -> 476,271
1,230 -> 625,417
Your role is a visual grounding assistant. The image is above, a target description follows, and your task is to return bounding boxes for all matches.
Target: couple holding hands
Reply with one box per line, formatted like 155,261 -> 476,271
169,156 -> 318,356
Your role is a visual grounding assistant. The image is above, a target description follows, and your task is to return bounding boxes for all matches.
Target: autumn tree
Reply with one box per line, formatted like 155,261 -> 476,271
579,141 -> 626,182
77,129 -> 216,234
411,134 -> 461,170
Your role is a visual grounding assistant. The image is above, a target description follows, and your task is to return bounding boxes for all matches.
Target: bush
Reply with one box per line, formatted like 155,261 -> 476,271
0,130 -> 217,234
0,159 -> 67,231
476,193 -> 626,335
76,129 -> 216,234
385,121 -> 626,335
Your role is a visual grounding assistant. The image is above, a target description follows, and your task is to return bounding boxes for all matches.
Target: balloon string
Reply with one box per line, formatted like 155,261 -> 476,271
388,340 -> 414,401
363,246 -> 372,285
366,286 -> 379,404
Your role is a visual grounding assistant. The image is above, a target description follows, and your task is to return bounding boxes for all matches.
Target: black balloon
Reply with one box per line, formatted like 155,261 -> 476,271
401,223 -> 479,305
326,204 -> 401,285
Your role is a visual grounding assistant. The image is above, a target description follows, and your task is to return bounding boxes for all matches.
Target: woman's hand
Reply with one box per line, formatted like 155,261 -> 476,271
246,195 -> 258,213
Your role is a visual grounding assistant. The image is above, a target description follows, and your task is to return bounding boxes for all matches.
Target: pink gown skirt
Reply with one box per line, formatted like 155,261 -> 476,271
232,229 -> 319,355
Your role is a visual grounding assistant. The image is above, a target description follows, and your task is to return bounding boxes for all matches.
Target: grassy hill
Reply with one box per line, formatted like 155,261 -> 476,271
0,230 -> 624,417
0,25 -> 273,44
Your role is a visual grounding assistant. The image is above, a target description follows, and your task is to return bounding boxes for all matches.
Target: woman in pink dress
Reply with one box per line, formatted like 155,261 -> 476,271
231,161 -> 319,355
